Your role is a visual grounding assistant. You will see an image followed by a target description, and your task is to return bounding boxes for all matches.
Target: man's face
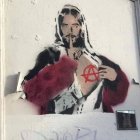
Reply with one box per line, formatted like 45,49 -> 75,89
61,14 -> 81,45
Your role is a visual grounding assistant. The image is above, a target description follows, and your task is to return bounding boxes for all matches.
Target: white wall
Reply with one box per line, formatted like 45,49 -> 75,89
4,0 -> 140,110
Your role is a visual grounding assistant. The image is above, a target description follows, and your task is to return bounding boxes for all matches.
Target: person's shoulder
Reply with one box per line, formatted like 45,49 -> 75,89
95,54 -> 120,69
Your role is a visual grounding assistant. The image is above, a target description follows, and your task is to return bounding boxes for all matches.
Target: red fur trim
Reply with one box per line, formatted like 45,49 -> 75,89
23,55 -> 78,108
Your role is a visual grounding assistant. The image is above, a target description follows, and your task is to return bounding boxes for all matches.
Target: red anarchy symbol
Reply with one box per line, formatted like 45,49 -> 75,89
81,64 -> 99,83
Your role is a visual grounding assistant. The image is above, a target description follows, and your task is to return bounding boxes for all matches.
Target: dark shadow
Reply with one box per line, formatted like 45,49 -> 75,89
4,73 -> 19,95
116,110 -> 138,130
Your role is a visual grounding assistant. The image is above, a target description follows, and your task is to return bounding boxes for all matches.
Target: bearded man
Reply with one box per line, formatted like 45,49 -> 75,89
22,4 -> 129,114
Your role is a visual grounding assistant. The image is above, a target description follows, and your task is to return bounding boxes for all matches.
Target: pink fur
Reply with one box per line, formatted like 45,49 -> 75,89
23,55 -> 78,110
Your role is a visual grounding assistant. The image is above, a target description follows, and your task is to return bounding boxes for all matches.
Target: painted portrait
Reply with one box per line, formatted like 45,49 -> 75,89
3,1 -> 140,140
4,0 -> 140,116
21,4 -> 130,115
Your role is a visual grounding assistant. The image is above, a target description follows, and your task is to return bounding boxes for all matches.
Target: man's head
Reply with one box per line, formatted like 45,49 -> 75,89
55,5 -> 86,48
61,14 -> 81,45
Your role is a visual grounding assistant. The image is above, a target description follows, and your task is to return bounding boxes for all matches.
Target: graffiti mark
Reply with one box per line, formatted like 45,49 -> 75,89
31,0 -> 37,5
17,127 -> 97,140
81,64 -> 99,83
75,127 -> 97,140
11,35 -> 18,40
35,34 -> 40,41
20,130 -> 47,140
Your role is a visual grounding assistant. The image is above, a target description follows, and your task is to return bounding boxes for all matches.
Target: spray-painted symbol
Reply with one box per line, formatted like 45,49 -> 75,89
81,64 -> 99,83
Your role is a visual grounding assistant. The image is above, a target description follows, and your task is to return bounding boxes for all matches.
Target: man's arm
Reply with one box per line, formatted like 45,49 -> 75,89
98,55 -> 129,110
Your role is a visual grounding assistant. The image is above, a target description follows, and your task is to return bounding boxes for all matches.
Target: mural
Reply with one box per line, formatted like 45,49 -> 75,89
22,4 -> 129,115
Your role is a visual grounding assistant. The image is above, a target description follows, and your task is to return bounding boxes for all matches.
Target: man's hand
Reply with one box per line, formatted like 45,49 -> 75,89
99,65 -> 117,81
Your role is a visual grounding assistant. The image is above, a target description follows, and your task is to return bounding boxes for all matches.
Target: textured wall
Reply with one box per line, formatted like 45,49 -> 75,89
4,0 -> 140,111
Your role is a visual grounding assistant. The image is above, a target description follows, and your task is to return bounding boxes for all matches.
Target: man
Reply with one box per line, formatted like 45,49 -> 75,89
22,4 -> 129,114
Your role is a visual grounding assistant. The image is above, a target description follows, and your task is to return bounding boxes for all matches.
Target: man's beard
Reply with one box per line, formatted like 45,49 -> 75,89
62,36 -> 85,49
